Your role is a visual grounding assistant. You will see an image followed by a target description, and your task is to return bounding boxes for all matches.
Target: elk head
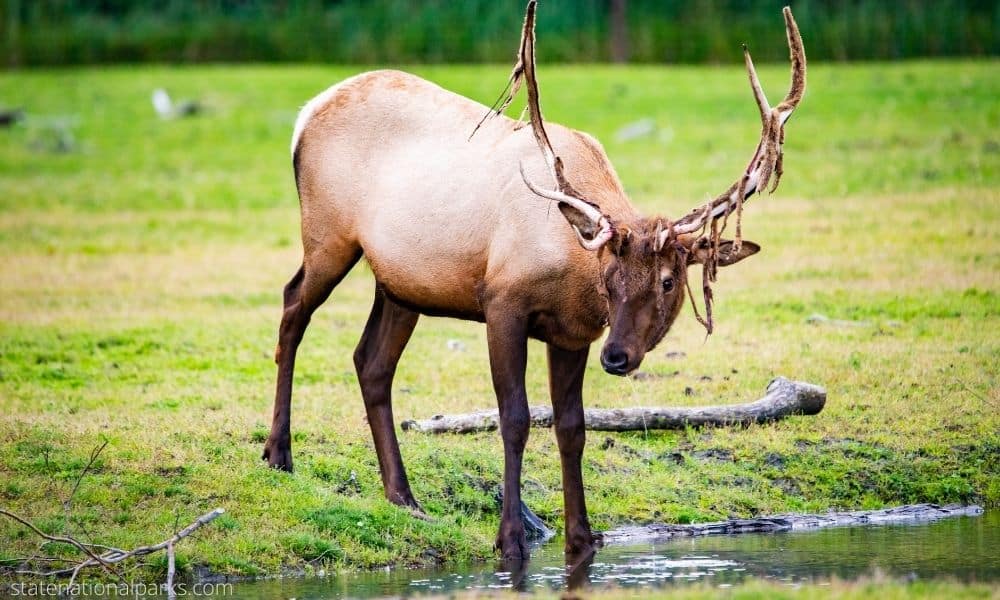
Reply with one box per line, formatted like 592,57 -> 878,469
509,2 -> 805,375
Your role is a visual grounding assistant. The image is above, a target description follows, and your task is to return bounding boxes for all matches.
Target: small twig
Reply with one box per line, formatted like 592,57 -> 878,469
954,377 -> 997,408
123,508 -> 225,559
10,557 -> 78,564
166,542 -> 177,600
14,568 -> 68,577
66,561 -> 86,590
64,439 -> 109,514
306,549 -> 337,565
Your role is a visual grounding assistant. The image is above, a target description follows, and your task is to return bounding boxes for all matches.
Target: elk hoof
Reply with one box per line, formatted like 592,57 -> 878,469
564,525 -> 599,556
261,437 -> 293,472
495,528 -> 529,561
388,490 -> 428,519
407,506 -> 432,522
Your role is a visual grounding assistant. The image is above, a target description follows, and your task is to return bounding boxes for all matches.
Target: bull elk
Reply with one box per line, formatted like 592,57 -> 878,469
264,1 -> 806,560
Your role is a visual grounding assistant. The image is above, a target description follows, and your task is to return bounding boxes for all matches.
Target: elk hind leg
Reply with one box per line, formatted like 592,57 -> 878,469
353,285 -> 421,509
264,246 -> 361,472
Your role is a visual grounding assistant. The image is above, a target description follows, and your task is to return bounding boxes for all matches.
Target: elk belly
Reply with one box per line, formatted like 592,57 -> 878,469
360,226 -> 488,319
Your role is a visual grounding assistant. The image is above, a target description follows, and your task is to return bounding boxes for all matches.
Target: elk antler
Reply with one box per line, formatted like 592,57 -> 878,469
488,0 -> 615,251
663,6 -> 806,245
660,7 -> 806,335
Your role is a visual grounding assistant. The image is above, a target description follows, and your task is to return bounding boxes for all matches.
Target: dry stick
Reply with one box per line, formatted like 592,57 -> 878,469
62,442 -> 109,559
166,510 -> 180,599
0,509 -> 117,578
166,542 -> 176,600
402,377 -> 825,434
93,508 -> 225,562
2,508 -> 225,579
67,560 -> 86,590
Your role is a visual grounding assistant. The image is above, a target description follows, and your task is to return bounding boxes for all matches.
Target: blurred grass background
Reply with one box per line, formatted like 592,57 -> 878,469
0,60 -> 997,575
0,0 -> 998,583
2,0 -> 998,67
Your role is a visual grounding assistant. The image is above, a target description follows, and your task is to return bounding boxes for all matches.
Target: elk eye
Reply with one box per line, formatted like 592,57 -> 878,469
662,277 -> 675,293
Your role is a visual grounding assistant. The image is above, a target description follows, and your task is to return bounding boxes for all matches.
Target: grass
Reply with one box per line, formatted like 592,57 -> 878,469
0,60 -> 998,586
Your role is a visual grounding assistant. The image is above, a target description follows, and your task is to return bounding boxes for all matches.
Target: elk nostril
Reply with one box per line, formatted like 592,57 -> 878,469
601,347 -> 630,374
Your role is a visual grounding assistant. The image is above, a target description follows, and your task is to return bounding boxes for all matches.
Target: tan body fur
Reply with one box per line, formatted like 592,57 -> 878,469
294,70 -> 631,349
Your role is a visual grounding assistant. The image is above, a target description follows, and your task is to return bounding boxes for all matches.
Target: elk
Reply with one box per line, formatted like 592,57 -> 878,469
263,1 -> 806,561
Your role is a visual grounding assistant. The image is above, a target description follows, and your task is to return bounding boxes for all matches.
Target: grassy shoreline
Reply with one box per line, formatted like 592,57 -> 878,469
0,61 -> 997,585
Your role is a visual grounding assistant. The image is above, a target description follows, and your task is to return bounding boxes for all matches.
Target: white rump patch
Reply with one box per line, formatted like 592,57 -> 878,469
290,73 -> 370,156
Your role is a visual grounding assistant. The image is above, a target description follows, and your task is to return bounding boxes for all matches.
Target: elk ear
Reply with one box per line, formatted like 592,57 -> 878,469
717,240 -> 760,266
686,238 -> 761,266
557,203 -> 601,241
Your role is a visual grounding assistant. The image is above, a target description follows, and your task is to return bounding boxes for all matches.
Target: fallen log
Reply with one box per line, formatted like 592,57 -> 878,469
401,376 -> 825,434
601,503 -> 983,545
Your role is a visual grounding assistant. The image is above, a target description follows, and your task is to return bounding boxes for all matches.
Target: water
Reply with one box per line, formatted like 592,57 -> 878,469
204,511 -> 999,598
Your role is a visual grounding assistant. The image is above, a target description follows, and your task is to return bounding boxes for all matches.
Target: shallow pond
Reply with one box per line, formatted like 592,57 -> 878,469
205,511 -> 998,598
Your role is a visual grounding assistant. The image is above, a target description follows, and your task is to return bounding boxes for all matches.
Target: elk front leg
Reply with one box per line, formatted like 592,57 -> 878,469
547,343 -> 596,556
486,309 -> 530,561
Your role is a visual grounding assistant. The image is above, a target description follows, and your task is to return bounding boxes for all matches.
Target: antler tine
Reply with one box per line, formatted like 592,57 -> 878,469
521,164 -> 614,251
472,0 -> 559,186
519,162 -> 605,225
744,44 -> 770,122
519,2 -> 549,169
778,6 -> 806,114
474,0 -> 566,190
765,7 -> 806,195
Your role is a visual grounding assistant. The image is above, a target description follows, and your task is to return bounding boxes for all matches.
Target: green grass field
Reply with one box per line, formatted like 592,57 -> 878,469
0,60 -> 998,585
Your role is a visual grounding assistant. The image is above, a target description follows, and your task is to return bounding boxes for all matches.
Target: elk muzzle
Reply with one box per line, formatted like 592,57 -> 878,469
600,340 -> 647,376
600,342 -> 630,375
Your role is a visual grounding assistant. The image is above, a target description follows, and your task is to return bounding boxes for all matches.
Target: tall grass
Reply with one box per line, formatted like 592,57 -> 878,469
3,0 -> 998,67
